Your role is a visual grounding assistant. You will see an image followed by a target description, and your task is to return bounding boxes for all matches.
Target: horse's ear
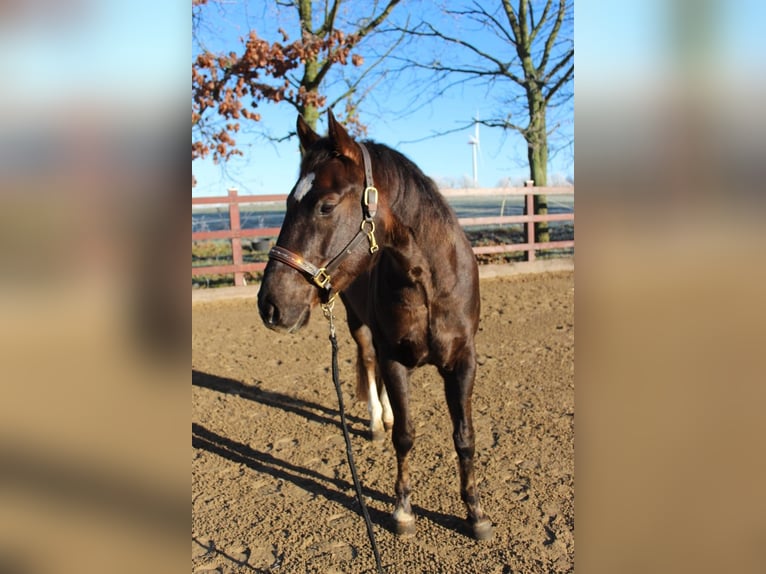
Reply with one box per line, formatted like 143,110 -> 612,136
296,115 -> 320,153
327,109 -> 361,164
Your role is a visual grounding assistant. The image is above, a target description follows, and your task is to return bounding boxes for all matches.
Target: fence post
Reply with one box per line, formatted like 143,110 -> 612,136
524,181 -> 536,262
228,188 -> 245,286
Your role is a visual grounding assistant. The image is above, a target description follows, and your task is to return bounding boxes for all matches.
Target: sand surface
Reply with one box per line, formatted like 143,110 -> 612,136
192,271 -> 574,573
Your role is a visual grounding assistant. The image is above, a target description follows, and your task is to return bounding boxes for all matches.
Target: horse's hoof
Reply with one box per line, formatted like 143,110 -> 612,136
383,420 -> 394,431
471,517 -> 494,541
371,428 -> 386,442
392,510 -> 416,537
394,517 -> 416,537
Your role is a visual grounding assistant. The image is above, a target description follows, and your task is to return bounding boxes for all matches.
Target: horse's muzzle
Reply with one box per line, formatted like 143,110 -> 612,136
257,290 -> 310,334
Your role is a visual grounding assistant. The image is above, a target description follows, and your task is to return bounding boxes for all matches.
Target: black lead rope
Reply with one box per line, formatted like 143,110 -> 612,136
323,301 -> 384,574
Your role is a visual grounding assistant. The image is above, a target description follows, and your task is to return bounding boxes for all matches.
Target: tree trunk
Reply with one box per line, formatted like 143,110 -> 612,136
529,145 -> 549,244
298,0 -> 320,131
300,57 -> 320,131
526,92 -> 549,244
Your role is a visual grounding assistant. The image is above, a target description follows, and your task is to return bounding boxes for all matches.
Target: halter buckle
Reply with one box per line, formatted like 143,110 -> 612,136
364,186 -> 378,210
313,268 -> 331,289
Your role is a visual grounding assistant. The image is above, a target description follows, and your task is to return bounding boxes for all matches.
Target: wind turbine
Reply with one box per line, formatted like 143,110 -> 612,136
467,113 -> 480,187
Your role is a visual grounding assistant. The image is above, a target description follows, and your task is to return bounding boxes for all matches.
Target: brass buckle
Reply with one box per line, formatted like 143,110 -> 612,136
364,186 -> 378,208
313,268 -> 331,289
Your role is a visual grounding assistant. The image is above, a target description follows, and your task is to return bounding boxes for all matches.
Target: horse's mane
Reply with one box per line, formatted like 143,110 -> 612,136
301,137 -> 459,234
363,141 -> 456,227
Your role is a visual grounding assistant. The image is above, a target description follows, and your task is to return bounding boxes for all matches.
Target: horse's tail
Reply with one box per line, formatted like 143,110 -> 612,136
355,344 -> 370,403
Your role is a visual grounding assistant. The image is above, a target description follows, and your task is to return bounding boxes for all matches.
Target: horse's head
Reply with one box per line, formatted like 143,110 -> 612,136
258,111 -> 378,333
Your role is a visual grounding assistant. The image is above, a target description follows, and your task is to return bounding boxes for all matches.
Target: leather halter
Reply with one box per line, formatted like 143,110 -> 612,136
268,142 -> 379,294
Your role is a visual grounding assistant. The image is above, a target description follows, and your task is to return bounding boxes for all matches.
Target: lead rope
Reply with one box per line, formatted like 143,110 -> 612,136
321,298 -> 385,574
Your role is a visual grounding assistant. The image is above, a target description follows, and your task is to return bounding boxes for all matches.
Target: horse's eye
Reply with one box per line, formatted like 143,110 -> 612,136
318,201 -> 337,215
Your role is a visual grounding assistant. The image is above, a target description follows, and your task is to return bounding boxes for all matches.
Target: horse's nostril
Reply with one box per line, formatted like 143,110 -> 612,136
258,295 -> 280,327
266,303 -> 279,326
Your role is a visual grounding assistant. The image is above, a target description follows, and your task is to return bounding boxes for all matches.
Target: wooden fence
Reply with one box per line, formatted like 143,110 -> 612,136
192,186 -> 574,287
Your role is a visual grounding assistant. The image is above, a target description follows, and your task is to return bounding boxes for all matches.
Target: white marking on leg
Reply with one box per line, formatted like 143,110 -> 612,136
367,368 -> 384,437
393,506 -> 415,524
290,172 -> 315,202
380,385 -> 393,429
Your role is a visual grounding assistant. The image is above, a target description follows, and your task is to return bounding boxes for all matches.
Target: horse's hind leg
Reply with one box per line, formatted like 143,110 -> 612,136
380,381 -> 394,431
440,345 -> 493,540
347,318 -> 387,441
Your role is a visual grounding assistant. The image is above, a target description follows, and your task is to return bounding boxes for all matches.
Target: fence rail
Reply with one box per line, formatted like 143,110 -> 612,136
192,186 -> 574,287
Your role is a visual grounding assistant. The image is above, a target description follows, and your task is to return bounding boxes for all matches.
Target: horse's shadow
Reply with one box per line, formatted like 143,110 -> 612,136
192,370 -> 472,538
192,369 -> 367,437
192,421 -> 393,523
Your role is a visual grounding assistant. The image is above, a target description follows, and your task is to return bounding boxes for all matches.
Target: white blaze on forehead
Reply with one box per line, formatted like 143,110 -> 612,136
291,172 -> 315,202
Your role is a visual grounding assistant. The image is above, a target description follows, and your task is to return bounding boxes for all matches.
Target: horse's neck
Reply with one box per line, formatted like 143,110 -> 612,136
382,198 -> 455,289
385,223 -> 430,277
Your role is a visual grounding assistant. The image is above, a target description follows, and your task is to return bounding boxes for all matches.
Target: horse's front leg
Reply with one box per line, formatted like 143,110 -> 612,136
379,357 -> 416,536
440,344 -> 493,540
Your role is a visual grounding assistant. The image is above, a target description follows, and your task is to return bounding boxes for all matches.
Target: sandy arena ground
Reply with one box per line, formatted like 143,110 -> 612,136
192,270 -> 574,573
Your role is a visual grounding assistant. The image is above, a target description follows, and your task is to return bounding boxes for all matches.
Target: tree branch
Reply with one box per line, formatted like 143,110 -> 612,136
396,121 -> 475,145
447,3 -> 518,47
542,47 -> 573,85
501,0 -> 523,49
529,0 -> 553,44
544,62 -> 573,104
400,23 -> 524,85
316,0 -> 340,37
539,0 -> 567,74
356,0 -> 402,42
326,25 -> 407,111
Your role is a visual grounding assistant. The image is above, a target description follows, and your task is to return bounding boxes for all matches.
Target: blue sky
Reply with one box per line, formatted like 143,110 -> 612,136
192,1 -> 574,197
3,0 -> 763,200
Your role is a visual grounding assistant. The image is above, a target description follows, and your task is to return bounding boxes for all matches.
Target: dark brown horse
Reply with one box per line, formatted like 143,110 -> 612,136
257,111 -> 492,540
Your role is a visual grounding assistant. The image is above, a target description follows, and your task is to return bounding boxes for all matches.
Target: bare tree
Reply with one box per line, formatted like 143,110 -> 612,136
192,0 -> 403,163
401,0 -> 573,242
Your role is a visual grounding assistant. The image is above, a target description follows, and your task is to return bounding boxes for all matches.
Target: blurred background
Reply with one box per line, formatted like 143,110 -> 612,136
577,1 -> 766,572
0,1 -> 188,573
0,0 -> 765,572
